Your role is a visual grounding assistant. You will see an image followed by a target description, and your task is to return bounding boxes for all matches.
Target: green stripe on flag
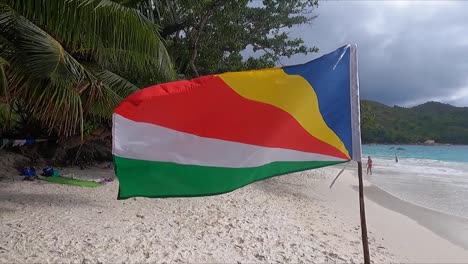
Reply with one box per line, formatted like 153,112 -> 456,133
114,156 -> 345,199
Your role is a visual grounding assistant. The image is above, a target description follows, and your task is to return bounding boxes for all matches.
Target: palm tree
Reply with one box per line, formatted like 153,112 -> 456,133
0,0 -> 175,138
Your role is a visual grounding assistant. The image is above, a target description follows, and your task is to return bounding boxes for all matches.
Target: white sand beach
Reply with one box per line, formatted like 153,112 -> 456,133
1,162 -> 468,263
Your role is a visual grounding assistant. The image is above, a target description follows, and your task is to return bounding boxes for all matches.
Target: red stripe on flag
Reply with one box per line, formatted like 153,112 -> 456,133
115,75 -> 348,160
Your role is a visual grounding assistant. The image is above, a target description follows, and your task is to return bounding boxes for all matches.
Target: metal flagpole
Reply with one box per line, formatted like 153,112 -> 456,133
357,161 -> 370,264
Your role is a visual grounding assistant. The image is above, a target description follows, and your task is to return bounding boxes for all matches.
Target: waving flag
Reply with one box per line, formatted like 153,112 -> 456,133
113,45 -> 361,199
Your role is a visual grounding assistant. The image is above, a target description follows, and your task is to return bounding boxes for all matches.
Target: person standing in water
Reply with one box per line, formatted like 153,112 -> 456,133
366,156 -> 373,175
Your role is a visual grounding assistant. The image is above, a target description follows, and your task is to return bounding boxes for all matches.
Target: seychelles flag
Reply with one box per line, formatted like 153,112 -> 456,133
112,45 -> 362,199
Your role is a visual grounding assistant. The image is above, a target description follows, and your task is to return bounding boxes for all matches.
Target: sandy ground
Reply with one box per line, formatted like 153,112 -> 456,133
0,162 -> 467,263
319,166 -> 468,263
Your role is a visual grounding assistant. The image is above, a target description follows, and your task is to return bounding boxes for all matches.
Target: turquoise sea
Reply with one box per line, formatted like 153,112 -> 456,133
362,145 -> 468,218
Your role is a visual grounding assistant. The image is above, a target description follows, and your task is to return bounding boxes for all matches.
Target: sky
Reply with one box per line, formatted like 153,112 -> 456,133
281,0 -> 468,107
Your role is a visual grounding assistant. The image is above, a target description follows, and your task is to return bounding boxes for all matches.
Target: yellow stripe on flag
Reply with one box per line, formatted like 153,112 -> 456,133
219,68 -> 350,158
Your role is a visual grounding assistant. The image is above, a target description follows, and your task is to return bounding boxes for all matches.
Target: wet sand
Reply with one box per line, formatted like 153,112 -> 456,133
361,184 -> 468,250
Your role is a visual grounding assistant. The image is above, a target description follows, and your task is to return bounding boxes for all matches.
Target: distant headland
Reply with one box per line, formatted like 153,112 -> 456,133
360,100 -> 468,145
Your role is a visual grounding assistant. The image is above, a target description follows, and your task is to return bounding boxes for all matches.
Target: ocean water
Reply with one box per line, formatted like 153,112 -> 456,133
362,145 -> 468,218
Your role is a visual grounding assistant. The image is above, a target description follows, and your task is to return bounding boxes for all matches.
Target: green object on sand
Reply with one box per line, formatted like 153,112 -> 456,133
43,176 -> 102,188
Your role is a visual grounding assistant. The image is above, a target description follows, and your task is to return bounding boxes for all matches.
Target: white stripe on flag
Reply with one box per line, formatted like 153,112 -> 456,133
113,114 -> 346,168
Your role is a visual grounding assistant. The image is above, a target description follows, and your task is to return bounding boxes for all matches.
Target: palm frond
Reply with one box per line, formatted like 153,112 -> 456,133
0,1 -> 179,137
11,76 -> 84,137
91,45 -> 175,82
0,6 -> 88,83
94,69 -> 139,97
0,6 -> 92,136
81,68 -> 138,119
0,56 -> 9,103
7,0 -> 175,80
87,83 -> 123,119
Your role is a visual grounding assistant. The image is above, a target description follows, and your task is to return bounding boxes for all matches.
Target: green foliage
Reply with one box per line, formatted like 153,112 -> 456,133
0,102 -> 14,128
0,0 -> 175,138
156,0 -> 319,76
361,100 -> 468,144
83,120 -> 98,137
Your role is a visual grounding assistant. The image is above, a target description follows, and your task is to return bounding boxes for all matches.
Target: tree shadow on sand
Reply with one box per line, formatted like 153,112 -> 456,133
0,183 -> 105,215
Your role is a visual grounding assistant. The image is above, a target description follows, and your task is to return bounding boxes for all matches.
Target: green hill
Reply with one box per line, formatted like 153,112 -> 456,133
360,100 -> 468,144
